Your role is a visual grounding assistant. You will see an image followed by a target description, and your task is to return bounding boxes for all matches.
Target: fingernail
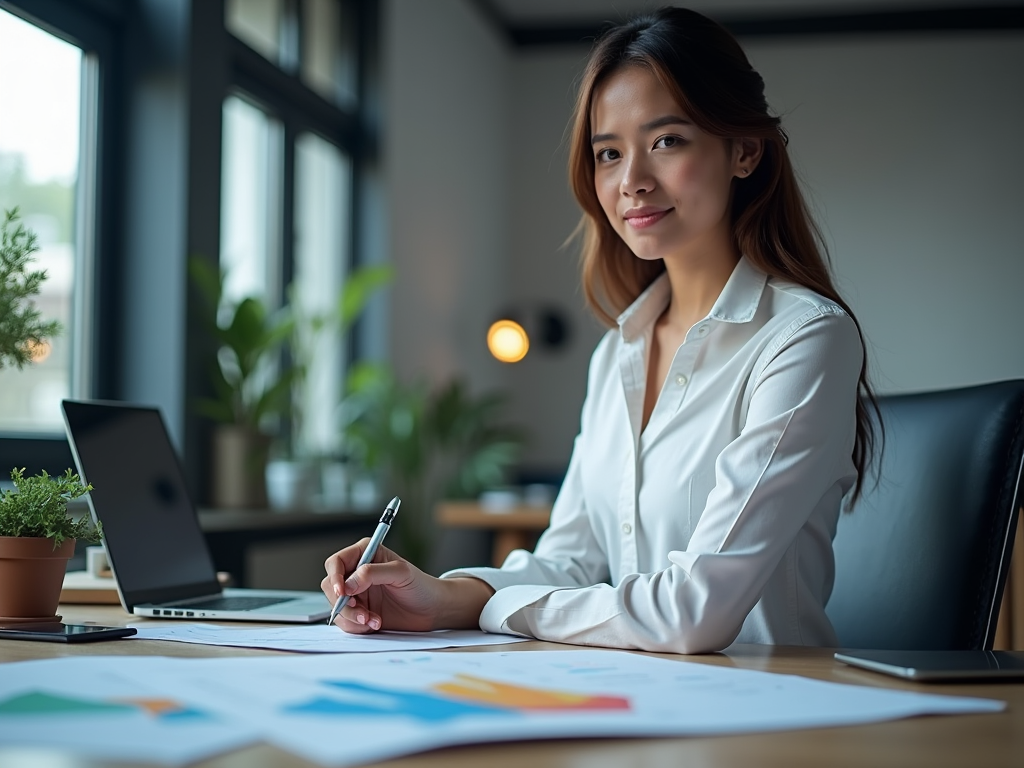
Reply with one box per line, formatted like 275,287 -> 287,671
357,613 -> 366,624
345,577 -> 356,591
369,618 -> 380,630
334,583 -> 342,596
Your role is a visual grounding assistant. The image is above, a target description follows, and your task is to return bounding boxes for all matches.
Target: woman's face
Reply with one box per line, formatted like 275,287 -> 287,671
590,65 -> 753,264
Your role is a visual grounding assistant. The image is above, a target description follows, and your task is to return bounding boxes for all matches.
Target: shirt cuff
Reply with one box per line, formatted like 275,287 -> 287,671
441,567 -> 561,635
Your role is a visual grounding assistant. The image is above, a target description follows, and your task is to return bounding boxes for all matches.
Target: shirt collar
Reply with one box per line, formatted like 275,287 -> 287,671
617,255 -> 768,342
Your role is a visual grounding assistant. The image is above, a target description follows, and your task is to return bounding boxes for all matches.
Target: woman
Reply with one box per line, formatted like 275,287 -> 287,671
321,7 -> 877,653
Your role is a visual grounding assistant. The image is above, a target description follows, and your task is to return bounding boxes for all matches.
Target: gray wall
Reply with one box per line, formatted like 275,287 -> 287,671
383,2 -> 1024,477
383,0 -> 510,394
746,32 -> 1024,393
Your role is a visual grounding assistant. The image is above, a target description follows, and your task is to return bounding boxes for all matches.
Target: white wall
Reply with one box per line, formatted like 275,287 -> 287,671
745,32 -> 1024,393
504,50 -> 606,468
383,0 -> 511,393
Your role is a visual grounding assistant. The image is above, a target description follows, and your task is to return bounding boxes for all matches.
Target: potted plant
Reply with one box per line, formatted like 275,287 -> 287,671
190,257 -> 393,509
190,257 -> 295,508
339,363 -> 524,565
0,468 -> 98,622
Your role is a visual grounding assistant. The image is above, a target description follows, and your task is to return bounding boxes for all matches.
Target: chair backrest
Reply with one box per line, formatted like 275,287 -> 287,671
827,380 -> 1024,650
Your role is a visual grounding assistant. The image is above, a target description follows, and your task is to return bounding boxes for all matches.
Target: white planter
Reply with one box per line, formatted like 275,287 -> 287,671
319,461 -> 349,509
265,460 -> 315,512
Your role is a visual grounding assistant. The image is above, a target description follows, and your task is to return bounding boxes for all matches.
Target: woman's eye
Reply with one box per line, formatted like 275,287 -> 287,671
654,135 -> 682,149
596,147 -> 620,162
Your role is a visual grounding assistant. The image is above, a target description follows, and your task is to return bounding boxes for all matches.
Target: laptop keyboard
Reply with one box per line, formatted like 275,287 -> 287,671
180,596 -> 292,611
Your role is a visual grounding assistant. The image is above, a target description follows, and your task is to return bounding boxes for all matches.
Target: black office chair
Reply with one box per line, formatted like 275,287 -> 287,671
826,380 -> 1024,650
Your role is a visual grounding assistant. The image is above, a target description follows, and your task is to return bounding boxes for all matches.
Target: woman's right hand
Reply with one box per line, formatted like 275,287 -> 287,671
321,539 -> 494,634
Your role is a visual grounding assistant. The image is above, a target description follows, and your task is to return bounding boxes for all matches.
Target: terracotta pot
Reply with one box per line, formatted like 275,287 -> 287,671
211,424 -> 270,508
0,536 -> 76,620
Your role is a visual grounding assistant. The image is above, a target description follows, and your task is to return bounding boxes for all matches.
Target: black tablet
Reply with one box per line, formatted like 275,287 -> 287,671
0,623 -> 137,643
835,649 -> 1024,681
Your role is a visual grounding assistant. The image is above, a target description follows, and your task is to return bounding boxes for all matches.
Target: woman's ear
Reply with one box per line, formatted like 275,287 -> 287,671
733,137 -> 764,178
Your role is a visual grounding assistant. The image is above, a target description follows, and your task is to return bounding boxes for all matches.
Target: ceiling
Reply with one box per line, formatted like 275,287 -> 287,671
476,0 -> 1024,45
485,0 -> 1023,26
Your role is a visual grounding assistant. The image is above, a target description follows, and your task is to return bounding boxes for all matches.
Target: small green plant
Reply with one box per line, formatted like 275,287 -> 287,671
0,468 -> 99,548
0,208 -> 61,370
340,364 -> 525,563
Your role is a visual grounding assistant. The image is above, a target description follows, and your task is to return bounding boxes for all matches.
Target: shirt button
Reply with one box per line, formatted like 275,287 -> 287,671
675,374 -> 688,387
696,324 -> 709,336
622,522 -> 632,535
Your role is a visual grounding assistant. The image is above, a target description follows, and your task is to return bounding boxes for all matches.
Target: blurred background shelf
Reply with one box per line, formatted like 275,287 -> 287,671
435,500 -> 551,568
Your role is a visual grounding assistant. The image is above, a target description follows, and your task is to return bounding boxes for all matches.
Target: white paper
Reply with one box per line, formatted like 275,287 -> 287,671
129,623 -> 528,652
0,657 -> 257,766
0,650 -> 1006,766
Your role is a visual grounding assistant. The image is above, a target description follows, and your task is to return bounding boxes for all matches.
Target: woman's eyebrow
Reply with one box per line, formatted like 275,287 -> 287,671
591,115 -> 693,144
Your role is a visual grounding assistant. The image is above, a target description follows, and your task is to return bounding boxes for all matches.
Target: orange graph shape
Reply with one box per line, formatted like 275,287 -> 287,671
432,674 -> 630,711
112,698 -> 187,717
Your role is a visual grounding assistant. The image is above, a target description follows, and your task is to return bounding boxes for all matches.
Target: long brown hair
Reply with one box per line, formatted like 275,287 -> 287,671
568,7 -> 880,503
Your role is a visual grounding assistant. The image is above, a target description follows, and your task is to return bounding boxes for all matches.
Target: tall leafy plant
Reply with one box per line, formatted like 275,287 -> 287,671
190,258 -> 394,448
190,257 -> 296,431
0,208 -> 61,370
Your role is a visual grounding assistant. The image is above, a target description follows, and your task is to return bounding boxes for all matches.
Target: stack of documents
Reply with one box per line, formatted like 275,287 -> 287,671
0,650 -> 1005,766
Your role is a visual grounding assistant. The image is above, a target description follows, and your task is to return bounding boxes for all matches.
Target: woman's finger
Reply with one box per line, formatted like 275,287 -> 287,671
323,538 -> 372,597
342,559 -> 413,597
338,597 -> 381,631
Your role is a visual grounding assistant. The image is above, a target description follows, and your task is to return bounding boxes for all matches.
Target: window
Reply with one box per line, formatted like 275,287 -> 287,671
220,94 -> 284,306
221,0 -> 368,459
301,0 -> 357,107
225,0 -> 287,66
294,132 -> 352,455
0,7 -> 95,435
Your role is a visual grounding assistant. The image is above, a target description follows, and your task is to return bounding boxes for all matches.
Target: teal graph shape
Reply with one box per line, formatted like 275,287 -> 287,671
285,681 -> 514,723
0,692 -> 133,716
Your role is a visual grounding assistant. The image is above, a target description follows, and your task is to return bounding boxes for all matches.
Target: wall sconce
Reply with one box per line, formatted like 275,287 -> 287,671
487,305 -> 570,364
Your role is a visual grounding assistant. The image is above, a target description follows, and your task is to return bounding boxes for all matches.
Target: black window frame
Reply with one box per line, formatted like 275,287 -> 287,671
0,0 -> 123,477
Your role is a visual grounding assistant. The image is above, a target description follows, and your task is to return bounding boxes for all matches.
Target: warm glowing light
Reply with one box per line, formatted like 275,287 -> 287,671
24,339 -> 52,363
487,320 -> 529,363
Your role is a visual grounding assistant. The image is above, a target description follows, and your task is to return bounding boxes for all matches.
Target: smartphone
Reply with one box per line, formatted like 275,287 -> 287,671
0,623 -> 137,643
835,649 -> 1024,681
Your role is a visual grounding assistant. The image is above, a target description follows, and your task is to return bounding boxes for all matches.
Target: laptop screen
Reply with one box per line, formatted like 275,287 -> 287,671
62,400 -> 221,608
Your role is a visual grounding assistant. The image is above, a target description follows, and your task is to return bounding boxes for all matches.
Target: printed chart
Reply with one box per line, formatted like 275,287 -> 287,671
0,651 -> 1006,766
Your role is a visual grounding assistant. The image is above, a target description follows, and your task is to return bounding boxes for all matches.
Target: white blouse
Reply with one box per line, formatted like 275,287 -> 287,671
444,256 -> 861,653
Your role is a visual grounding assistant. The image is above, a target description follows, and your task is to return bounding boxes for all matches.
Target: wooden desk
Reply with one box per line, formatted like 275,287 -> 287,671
435,501 -> 551,567
2,604 -> 1021,767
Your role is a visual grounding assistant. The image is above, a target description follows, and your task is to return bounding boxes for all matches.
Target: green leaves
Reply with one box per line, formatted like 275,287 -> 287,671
339,264 -> 394,329
339,365 -> 525,562
189,257 -> 392,443
0,208 -> 62,370
0,468 -> 100,548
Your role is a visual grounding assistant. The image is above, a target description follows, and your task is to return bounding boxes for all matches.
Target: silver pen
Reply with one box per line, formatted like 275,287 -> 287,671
328,496 -> 401,626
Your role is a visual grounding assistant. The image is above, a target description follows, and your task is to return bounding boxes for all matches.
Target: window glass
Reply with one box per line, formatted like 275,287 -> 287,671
0,9 -> 84,433
226,0 -> 285,64
293,131 -> 351,456
302,0 -> 357,107
220,94 -> 283,308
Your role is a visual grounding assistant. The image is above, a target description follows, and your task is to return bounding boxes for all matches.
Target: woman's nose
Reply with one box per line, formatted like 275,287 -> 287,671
620,155 -> 655,196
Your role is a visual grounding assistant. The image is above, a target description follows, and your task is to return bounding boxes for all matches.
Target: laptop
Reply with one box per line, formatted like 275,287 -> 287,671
62,399 -> 331,623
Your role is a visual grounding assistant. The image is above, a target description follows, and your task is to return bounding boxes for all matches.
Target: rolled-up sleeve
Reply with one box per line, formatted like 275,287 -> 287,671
448,307 -> 861,651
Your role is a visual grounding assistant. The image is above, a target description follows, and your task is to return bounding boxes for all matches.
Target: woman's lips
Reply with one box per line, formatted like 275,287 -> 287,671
624,209 -> 671,229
